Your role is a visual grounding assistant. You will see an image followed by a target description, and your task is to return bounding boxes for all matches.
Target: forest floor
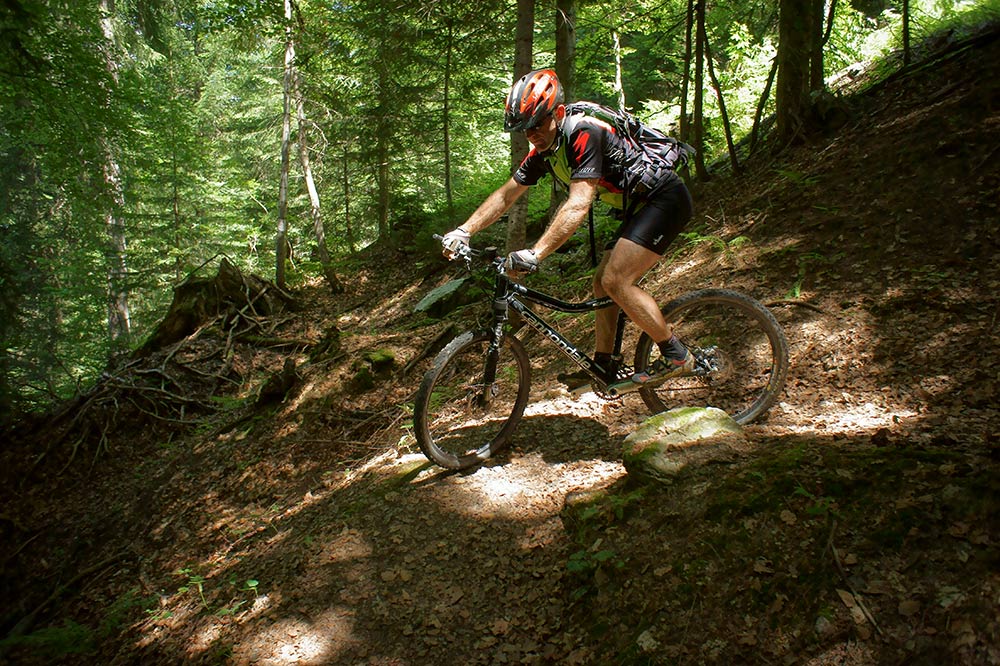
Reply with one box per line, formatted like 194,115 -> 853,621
2,27 -> 1000,666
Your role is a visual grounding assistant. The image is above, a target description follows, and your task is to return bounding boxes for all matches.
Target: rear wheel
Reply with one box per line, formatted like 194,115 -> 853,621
413,331 -> 531,470
634,289 -> 789,424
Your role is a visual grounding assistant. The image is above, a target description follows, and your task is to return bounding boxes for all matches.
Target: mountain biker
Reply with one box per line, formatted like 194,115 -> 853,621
441,68 -> 694,392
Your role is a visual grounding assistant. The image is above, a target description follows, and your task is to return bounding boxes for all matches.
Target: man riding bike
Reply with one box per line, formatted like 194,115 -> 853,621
441,68 -> 694,393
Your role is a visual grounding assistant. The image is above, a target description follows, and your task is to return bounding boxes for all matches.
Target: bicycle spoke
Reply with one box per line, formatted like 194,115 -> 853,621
636,290 -> 788,424
414,332 -> 531,470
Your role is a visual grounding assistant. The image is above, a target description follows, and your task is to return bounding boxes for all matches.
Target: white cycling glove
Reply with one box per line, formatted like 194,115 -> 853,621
505,249 -> 539,275
441,228 -> 471,259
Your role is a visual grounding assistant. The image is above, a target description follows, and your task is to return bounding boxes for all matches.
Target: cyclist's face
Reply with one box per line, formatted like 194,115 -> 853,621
525,112 -> 558,151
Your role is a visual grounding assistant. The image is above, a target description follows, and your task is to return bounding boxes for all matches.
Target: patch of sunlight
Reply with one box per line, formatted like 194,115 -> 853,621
447,453 -> 625,520
353,447 -> 408,478
660,256 -> 703,281
322,528 -> 372,562
242,592 -> 272,620
476,473 -> 529,502
189,621 -> 222,656
274,419 -> 301,438
230,610 -> 357,665
523,390 -> 607,419
773,397 -> 918,434
288,379 -> 318,410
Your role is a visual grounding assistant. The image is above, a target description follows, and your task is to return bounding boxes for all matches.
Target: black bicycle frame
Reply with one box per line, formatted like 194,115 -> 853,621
486,269 -> 628,388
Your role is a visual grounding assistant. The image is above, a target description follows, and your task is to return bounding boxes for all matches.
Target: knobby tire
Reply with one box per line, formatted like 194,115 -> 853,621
635,289 -> 789,424
413,331 -> 531,470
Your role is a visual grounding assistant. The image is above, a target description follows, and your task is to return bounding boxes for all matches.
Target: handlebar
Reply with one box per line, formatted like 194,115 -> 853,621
433,234 -> 537,275
434,233 -> 501,267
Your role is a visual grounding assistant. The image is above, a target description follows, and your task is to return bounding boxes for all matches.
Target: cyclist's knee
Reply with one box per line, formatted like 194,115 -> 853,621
599,270 -> 629,298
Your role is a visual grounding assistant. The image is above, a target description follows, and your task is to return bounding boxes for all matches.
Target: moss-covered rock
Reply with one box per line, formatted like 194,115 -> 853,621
363,348 -> 396,376
622,407 -> 749,484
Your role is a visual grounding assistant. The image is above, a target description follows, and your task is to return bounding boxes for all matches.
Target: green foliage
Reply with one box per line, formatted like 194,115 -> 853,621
775,168 -> 820,187
176,568 -> 209,609
175,567 -> 261,616
669,227 -> 751,264
563,487 -> 646,600
786,250 -> 845,299
3,0 -> 994,417
0,587 -> 156,659
0,620 -> 94,657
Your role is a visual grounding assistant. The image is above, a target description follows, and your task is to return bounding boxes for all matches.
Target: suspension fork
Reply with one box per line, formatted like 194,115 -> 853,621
478,273 -> 512,404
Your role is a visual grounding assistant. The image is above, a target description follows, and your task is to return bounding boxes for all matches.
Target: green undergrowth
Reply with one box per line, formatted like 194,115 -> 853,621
0,588 -> 158,661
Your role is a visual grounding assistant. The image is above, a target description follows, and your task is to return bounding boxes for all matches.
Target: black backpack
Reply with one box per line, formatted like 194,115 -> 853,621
565,102 -> 695,189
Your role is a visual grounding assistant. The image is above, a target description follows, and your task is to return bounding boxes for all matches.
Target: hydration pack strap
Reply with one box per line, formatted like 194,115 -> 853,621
588,205 -> 597,267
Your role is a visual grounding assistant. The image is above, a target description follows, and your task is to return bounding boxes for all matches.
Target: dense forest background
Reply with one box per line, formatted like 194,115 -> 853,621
1,0 -> 994,421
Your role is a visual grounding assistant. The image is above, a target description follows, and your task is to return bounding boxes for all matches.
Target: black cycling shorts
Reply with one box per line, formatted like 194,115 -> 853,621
607,182 -> 693,255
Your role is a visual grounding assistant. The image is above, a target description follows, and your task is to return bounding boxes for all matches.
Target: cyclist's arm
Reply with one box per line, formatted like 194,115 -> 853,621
459,178 -> 529,234
532,178 -> 598,260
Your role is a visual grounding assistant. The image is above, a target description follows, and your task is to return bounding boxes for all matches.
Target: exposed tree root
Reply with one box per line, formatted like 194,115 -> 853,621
12,259 -> 330,479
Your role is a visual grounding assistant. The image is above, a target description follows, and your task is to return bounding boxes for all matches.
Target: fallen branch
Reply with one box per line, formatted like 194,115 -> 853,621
2,532 -> 43,569
402,324 -> 457,375
825,520 -> 883,636
105,381 -> 202,405
765,299 -> 828,315
235,334 -> 315,349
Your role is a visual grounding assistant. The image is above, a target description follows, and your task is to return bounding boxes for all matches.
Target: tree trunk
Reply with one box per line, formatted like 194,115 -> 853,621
613,30 -> 626,111
550,0 -> 575,221
375,52 -> 392,242
342,146 -> 355,253
275,0 -> 294,288
776,0 -> 814,144
679,0 -> 694,143
555,0 -> 576,102
556,0 -> 577,102
506,0 -> 533,254
375,128 -> 390,242
99,0 -> 131,351
294,72 -> 345,294
704,33 -> 739,173
809,0 -> 825,91
692,0 -> 709,180
443,21 -> 455,223
750,56 -> 779,154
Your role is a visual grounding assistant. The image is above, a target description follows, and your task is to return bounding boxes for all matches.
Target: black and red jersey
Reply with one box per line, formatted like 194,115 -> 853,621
513,102 -> 682,210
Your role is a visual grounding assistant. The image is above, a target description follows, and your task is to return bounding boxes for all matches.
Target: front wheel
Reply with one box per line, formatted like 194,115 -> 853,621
413,330 -> 532,470
634,289 -> 789,424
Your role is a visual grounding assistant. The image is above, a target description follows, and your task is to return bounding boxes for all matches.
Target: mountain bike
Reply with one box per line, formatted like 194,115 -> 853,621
413,239 -> 789,470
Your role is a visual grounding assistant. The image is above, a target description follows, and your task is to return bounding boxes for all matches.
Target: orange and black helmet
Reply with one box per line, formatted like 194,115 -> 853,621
504,69 -> 564,132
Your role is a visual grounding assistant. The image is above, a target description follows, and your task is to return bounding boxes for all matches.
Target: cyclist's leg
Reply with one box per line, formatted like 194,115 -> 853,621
600,239 -> 670,341
599,183 -> 692,344
593,246 -> 617,354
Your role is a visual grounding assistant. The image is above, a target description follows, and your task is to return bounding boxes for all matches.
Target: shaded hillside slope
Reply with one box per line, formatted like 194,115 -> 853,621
1,27 -> 999,666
